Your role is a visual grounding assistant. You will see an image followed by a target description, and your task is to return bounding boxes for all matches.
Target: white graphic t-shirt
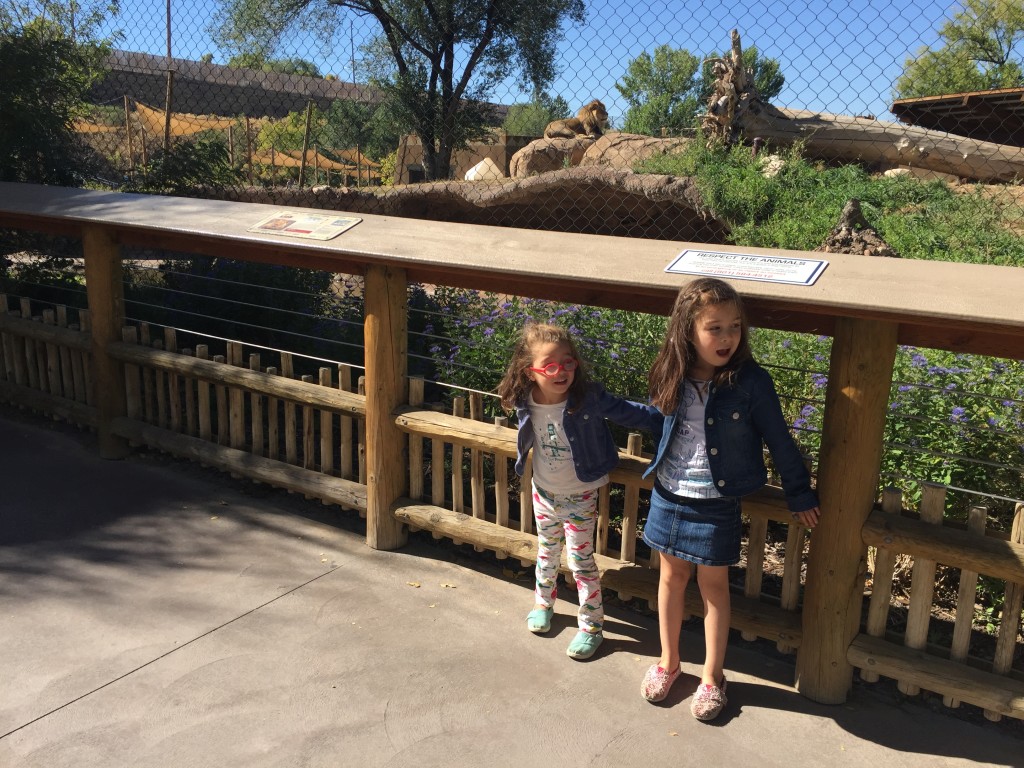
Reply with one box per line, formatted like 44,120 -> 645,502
656,380 -> 722,499
528,393 -> 607,495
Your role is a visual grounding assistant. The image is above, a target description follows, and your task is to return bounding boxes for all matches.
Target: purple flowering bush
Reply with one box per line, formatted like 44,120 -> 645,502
753,328 -> 1023,528
750,328 -> 831,460
421,286 -> 665,415
886,347 -> 1024,525
422,295 -> 1023,529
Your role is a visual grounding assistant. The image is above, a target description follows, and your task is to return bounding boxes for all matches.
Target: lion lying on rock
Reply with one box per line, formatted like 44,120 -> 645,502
543,100 -> 609,139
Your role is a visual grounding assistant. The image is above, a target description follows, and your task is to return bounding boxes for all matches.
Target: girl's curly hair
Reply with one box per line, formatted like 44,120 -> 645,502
496,322 -> 589,412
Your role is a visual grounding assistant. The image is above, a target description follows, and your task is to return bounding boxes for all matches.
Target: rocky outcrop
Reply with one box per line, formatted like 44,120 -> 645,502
509,132 -> 689,177
579,132 -> 689,169
509,137 -> 594,177
227,165 -> 727,242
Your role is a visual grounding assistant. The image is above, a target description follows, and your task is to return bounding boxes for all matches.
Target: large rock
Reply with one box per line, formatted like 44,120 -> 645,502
509,137 -> 595,178
580,132 -> 689,170
225,166 -> 728,242
510,132 -> 690,177
464,157 -> 504,181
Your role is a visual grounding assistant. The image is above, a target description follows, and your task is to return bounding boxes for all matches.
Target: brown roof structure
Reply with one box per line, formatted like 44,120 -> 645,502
891,87 -> 1024,147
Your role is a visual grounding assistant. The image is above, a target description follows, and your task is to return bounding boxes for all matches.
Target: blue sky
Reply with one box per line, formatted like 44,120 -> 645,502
102,0 -> 957,123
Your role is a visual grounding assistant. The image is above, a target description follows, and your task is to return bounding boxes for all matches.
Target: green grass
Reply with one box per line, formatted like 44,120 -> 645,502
637,141 -> 1024,266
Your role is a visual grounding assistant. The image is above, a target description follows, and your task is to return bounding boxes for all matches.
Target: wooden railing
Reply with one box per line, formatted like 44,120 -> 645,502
2,181 -> 1023,719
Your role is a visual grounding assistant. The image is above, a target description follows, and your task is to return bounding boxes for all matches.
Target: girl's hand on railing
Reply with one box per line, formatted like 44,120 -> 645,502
791,506 -> 821,528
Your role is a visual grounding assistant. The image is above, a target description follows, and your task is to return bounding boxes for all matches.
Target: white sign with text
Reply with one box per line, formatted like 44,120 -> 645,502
666,249 -> 828,286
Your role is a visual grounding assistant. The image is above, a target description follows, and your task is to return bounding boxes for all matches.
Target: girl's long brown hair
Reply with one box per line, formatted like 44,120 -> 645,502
497,322 -> 589,412
648,278 -> 752,414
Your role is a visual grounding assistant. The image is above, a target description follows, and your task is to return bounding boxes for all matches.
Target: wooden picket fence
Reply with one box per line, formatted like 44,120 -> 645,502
3,295 -> 1022,719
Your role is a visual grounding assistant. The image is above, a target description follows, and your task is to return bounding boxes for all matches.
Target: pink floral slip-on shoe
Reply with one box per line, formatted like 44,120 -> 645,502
690,676 -> 728,721
640,664 -> 681,702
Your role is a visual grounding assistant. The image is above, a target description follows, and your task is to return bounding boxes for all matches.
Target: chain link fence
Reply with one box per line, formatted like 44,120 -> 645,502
3,1 -> 1024,525
4,0 -> 1012,243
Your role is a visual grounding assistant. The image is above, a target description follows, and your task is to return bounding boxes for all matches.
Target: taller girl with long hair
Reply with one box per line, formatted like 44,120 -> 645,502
639,278 -> 821,721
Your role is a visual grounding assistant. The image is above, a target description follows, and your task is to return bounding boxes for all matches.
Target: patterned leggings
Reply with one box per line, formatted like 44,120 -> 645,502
532,482 -> 603,634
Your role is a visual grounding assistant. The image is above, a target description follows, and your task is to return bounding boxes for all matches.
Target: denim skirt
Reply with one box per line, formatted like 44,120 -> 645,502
642,483 -> 743,566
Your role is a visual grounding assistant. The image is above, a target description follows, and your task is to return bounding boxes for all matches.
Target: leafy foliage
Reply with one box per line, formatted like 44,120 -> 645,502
0,18 -> 109,185
250,100 -> 399,184
125,257 -> 363,371
377,149 -> 397,186
1,0 -> 122,40
753,328 -> 1024,526
226,52 -> 322,76
122,136 -> 243,195
320,98 -> 400,161
895,0 -> 1024,98
616,44 -> 783,136
213,0 -> 585,180
502,91 -> 570,137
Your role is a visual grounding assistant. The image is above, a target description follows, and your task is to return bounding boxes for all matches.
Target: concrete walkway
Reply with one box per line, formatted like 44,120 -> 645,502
0,409 -> 1020,767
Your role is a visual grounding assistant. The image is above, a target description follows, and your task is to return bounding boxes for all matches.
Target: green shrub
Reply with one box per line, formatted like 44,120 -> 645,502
123,137 -> 243,196
637,142 -> 1024,266
424,287 -> 665,416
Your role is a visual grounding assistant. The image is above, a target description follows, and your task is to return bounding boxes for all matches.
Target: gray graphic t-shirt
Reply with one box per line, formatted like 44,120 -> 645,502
528,393 -> 606,494
656,380 -> 721,499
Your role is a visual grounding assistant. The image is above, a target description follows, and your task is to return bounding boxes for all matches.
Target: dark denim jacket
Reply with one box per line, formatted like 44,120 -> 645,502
644,360 -> 819,512
515,382 -> 664,483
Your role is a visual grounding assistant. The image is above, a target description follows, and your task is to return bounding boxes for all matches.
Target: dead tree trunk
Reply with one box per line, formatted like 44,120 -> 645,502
703,30 -> 1024,183
701,29 -> 757,147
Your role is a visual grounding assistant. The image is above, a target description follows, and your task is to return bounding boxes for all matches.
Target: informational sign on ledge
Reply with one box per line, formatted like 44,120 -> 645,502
248,211 -> 362,241
666,248 -> 828,286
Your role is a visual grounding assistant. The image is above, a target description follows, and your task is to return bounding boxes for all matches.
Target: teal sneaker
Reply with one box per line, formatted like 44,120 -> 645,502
527,607 -> 554,634
566,631 -> 603,660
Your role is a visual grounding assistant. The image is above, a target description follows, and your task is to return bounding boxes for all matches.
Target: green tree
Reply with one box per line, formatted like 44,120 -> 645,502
616,44 -> 783,136
257,107 -> 313,152
616,45 -> 700,136
227,52 -> 322,76
895,0 -> 1024,98
322,98 -> 400,161
123,136 -> 242,196
255,100 -> 397,161
502,91 -> 569,136
213,0 -> 585,180
1,0 -> 121,41
0,16 -> 111,184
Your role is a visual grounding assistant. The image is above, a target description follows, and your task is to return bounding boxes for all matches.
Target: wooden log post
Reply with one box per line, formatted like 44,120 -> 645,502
898,483 -> 946,695
82,226 -> 129,458
451,396 -> 466,518
408,377 -> 425,502
860,487 -> 901,682
796,317 -> 898,703
986,502 -> 1024,721
944,504 -> 987,708
364,264 -> 408,550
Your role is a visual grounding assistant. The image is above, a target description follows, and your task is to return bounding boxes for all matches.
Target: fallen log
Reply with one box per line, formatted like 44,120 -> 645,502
739,103 -> 1024,183
703,29 -> 1024,183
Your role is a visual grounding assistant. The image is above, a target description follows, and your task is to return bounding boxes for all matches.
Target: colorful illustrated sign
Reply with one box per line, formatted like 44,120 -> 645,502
248,211 -> 362,241
666,249 -> 828,286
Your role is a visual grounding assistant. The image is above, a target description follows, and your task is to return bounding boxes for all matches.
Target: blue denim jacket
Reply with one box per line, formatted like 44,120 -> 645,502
515,382 -> 664,483
644,360 -> 819,512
